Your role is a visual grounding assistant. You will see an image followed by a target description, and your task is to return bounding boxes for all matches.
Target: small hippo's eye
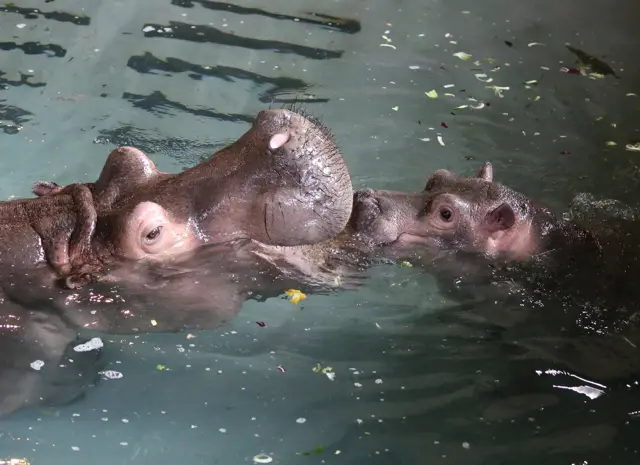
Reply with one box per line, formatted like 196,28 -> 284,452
439,207 -> 453,222
146,226 -> 162,241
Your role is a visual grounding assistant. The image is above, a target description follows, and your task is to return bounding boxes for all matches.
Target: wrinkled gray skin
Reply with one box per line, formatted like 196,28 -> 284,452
0,107 -> 354,418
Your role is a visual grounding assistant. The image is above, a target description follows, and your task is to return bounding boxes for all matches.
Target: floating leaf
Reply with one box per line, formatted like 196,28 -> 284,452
425,89 -> 438,98
475,73 -> 493,83
605,141 -> 617,146
156,364 -> 166,371
285,289 -> 307,304
453,51 -> 472,60
487,85 -> 510,97
391,106 -> 399,111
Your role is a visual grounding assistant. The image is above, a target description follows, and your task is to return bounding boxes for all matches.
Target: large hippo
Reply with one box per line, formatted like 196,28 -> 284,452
0,106 -> 355,418
17,107 -> 353,287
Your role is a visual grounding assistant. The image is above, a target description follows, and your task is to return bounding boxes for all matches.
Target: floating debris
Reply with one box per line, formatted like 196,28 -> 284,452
30,360 -> 44,371
625,143 -> 640,152
528,42 -> 545,47
101,370 -> 123,379
560,66 -> 582,75
276,365 -> 286,373
156,364 -> 166,371
441,122 -> 448,128
256,321 -> 266,327
380,43 -> 396,50
487,85 -> 510,97
425,89 -> 438,98
0,460 -> 30,465
437,135 -> 445,146
150,319 -> 158,326
453,52 -> 472,60
392,106 -> 399,111
605,141 -> 617,146
475,73 -> 493,83
74,337 -> 103,352
285,289 -> 307,304
400,261 -> 413,267
253,454 -> 273,464
408,65 -> 420,70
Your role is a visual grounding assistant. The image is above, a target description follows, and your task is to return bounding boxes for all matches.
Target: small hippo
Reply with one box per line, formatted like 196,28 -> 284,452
349,162 -> 594,262
26,106 -> 353,283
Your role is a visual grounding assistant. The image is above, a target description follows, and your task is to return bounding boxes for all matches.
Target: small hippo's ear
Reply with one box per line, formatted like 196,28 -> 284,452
484,202 -> 515,233
269,132 -> 290,150
476,162 -> 493,182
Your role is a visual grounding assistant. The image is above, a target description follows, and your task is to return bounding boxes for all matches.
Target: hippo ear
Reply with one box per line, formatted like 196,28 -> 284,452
476,162 -> 493,182
484,203 -> 515,233
269,132 -> 290,150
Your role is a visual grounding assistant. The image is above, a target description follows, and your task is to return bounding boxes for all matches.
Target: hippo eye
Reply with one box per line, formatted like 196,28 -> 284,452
439,207 -> 453,222
145,226 -> 162,242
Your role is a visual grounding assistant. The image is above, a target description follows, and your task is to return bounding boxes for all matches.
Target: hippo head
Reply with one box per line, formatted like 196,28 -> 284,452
90,107 -> 353,263
350,163 -> 549,260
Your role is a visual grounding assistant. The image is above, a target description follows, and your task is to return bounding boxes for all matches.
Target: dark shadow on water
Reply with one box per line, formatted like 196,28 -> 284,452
94,124 -> 226,167
0,101 -> 32,134
126,52 -> 316,103
0,41 -> 66,58
170,0 -> 362,34
122,90 -> 255,123
0,4 -> 91,25
142,21 -> 344,60
0,71 -> 45,90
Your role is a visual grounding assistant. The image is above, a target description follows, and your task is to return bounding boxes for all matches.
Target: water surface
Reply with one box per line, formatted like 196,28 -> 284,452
2,0 -> 640,463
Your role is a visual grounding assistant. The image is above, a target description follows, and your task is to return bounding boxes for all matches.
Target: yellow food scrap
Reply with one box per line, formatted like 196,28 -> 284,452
150,319 -> 158,326
156,364 -> 166,371
605,141 -> 617,146
400,261 -> 413,268
285,289 -> 307,304
425,89 -> 438,98
392,106 -> 399,111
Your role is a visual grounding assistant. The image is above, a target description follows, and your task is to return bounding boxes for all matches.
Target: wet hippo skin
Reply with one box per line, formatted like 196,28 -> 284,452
27,106 -> 353,286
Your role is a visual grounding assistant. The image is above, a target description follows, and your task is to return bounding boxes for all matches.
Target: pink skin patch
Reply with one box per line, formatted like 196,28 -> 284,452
269,132 -> 290,150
